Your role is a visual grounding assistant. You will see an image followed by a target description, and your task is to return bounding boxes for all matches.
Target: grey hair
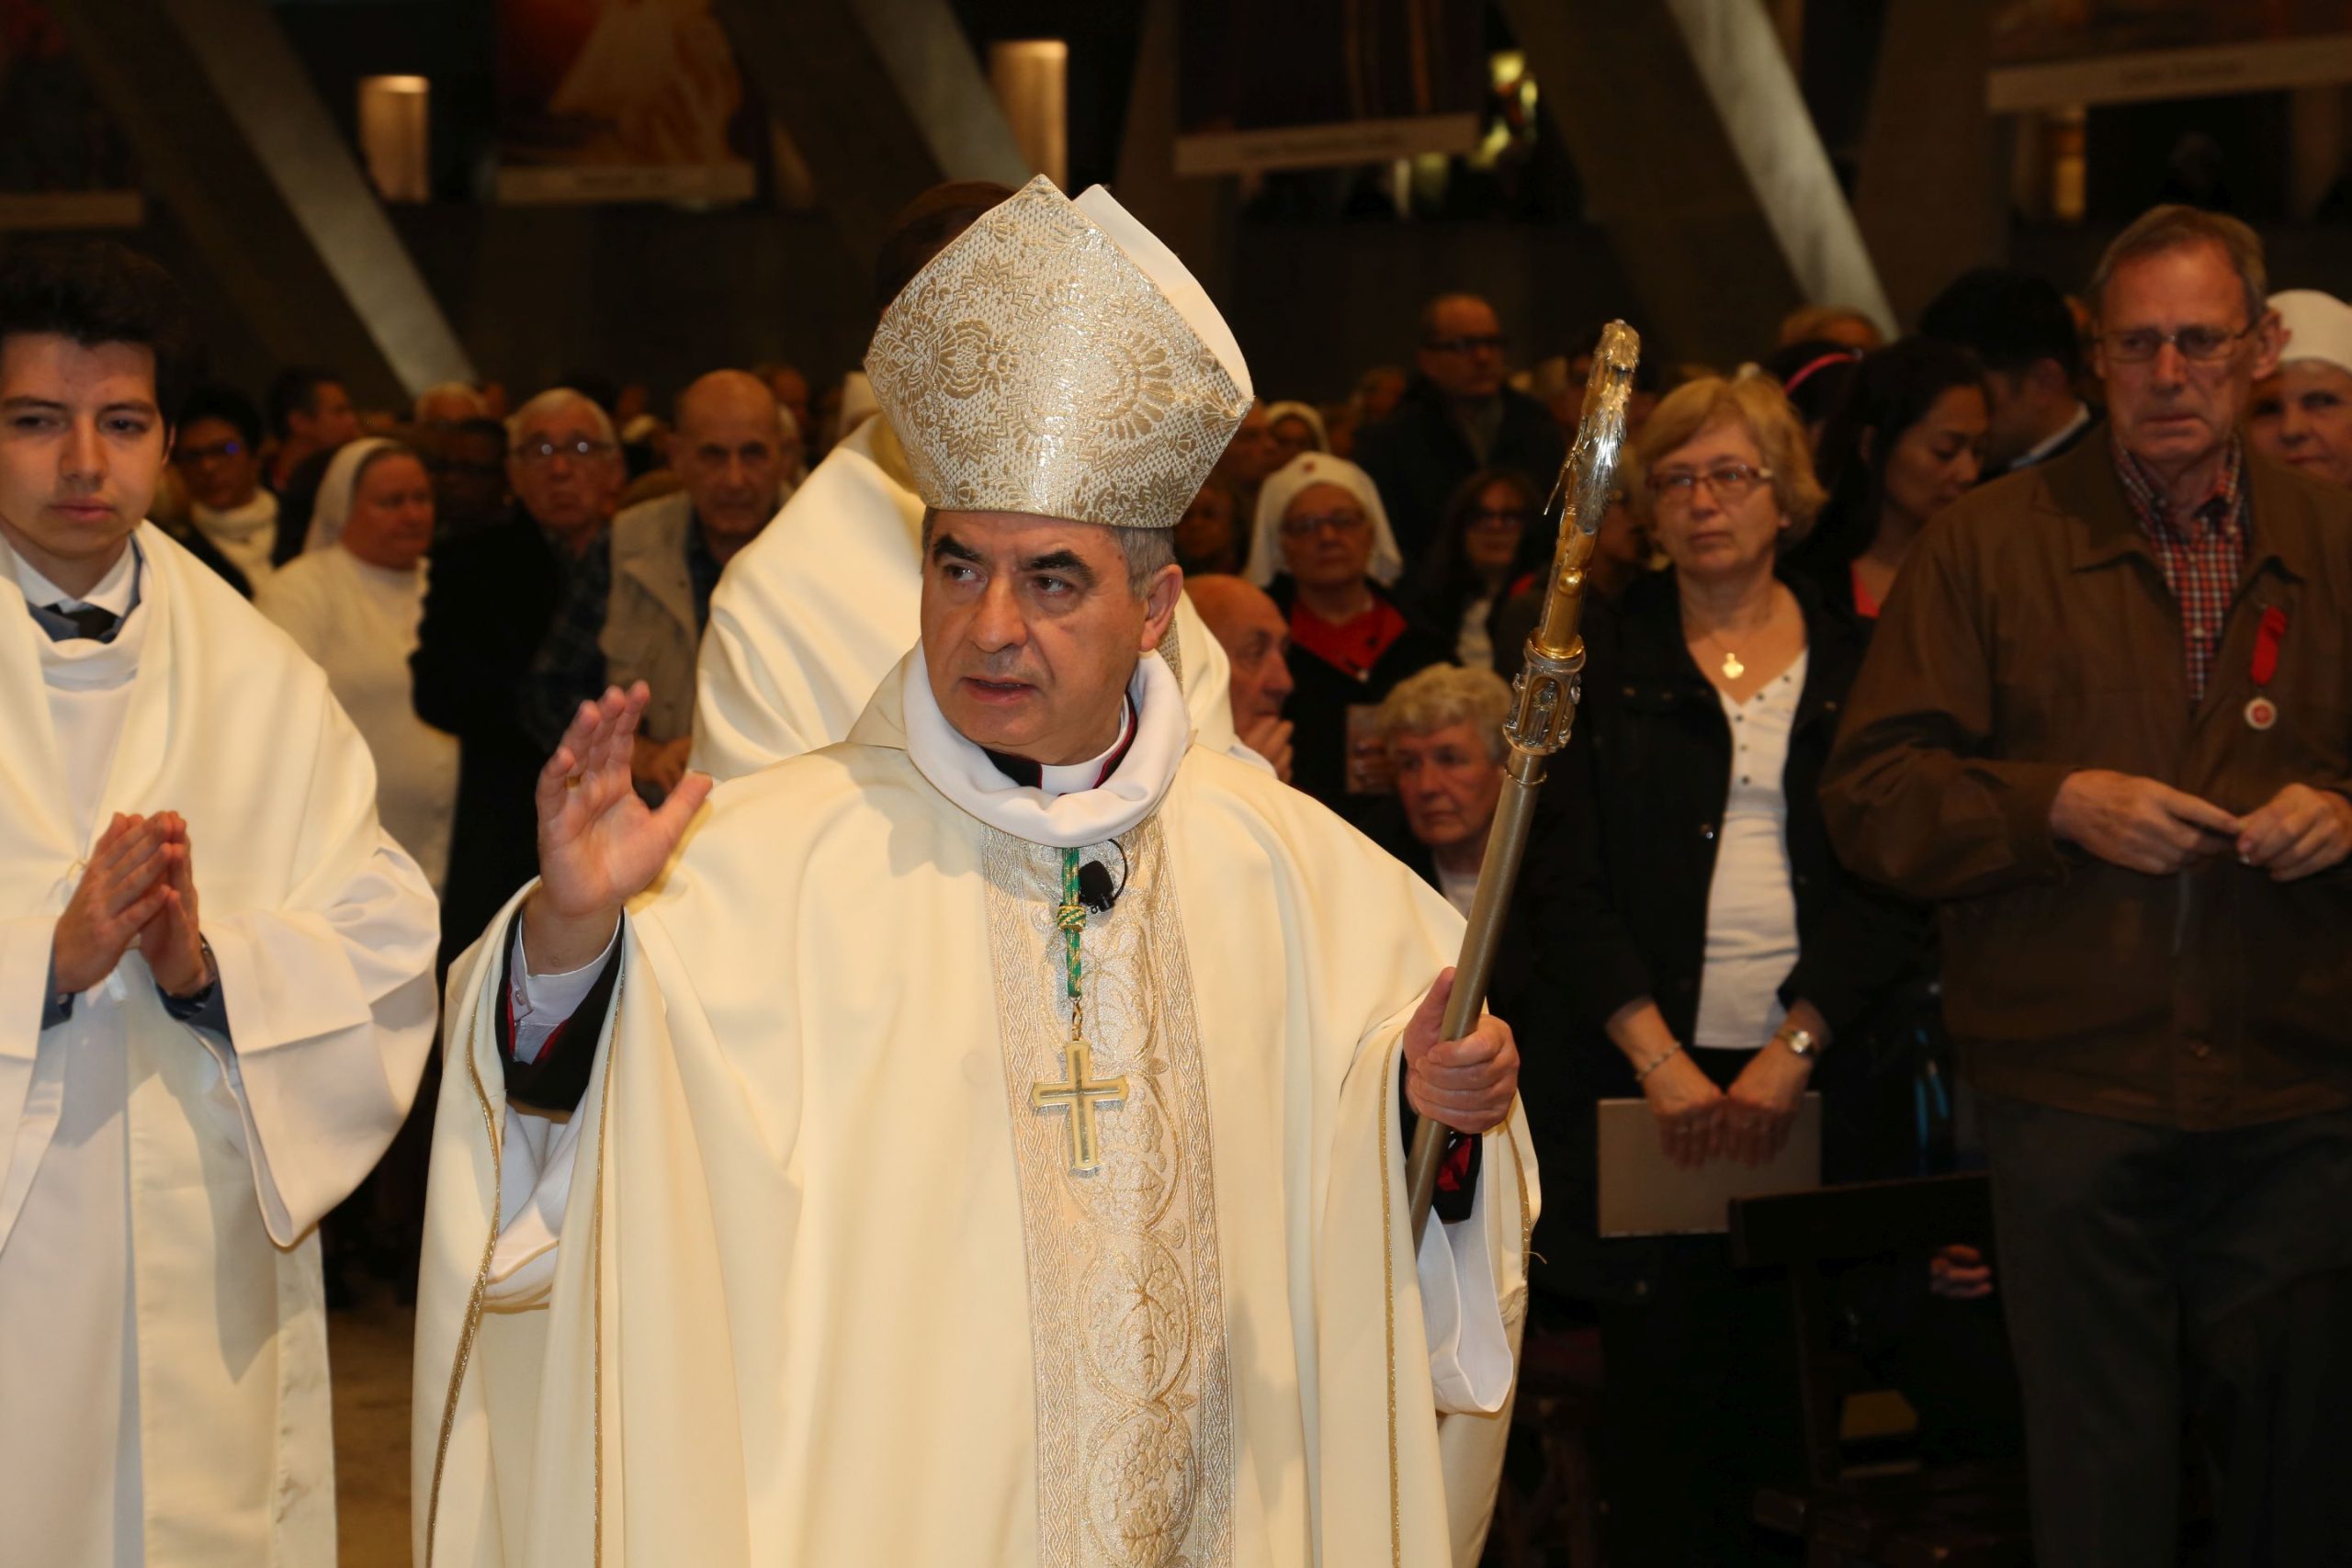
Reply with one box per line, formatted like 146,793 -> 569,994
920,507 -> 1178,598
2089,204 -> 2267,327
505,386 -> 617,447
1375,663 -> 1513,763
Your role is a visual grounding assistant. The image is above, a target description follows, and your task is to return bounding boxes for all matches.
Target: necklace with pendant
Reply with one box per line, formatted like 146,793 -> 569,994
1701,630 -> 1744,680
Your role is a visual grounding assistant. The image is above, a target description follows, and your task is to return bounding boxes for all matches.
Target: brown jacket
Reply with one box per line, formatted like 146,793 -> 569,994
1821,436 -> 2352,1128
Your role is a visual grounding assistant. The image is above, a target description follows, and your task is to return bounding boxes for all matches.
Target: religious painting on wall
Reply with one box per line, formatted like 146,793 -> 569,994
1174,0 -> 1486,175
0,0 -> 142,230
1990,0 -> 2352,111
494,0 -> 760,205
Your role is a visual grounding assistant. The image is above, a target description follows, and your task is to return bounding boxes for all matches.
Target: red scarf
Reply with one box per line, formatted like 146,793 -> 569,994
1290,596 -> 1408,679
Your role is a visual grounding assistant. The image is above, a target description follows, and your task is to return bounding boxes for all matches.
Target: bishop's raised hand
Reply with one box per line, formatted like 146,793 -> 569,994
524,682 -> 713,972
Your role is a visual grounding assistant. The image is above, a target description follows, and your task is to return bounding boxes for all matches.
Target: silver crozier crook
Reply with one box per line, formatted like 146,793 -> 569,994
1406,321 -> 1641,1243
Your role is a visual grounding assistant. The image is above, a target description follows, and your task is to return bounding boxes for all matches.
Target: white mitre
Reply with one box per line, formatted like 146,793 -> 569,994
2271,288 -> 2352,377
865,174 -> 1255,532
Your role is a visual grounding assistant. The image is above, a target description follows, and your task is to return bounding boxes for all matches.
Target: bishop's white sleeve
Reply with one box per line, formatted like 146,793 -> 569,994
1397,1053 -> 1514,1416
1413,1151 -> 1514,1415
198,824 -> 439,1246
482,917 -> 622,1306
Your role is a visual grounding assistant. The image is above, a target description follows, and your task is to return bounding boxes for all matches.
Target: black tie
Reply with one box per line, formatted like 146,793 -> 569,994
40,602 -> 120,643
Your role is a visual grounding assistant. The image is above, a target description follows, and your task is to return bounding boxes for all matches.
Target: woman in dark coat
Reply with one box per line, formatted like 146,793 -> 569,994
1512,370 -> 1947,1564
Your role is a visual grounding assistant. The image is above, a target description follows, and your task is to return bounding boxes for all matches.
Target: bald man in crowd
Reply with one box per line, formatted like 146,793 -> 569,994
604,370 -> 791,797
1189,572 -> 1295,783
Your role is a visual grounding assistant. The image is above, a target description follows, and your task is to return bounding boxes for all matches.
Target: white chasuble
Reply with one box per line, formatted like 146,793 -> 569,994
687,412 -> 1251,781
0,526 -> 440,1567
417,651 -> 1535,1568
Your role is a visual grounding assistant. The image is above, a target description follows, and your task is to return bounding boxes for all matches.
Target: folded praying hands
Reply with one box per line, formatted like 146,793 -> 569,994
53,810 -> 211,998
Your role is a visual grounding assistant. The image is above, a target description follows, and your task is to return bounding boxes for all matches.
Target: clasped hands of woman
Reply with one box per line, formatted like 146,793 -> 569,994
1639,1024 -> 1817,1170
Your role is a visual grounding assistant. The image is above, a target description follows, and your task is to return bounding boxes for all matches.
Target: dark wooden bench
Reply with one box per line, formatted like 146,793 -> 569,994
1730,1175 -> 2032,1567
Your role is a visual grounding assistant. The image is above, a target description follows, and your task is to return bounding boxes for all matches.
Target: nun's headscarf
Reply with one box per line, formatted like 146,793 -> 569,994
1262,400 -> 1329,452
2271,288 -> 2352,377
1242,451 -> 1405,589
304,436 -> 411,554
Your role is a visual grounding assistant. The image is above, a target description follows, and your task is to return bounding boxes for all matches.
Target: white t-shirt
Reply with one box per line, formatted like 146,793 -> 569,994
1691,651 -> 1807,1049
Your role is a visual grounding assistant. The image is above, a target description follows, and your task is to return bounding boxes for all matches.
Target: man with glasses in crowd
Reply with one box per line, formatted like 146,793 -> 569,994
1352,291 -> 1565,568
1825,204 -> 2352,1564
413,387 -> 624,966
174,382 -> 284,592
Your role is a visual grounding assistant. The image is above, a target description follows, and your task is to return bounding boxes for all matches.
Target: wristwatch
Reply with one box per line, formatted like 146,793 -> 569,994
1772,1023 -> 1819,1060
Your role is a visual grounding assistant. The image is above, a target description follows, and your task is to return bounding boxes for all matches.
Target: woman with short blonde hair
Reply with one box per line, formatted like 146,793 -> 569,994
1521,360 -> 1925,1562
1626,371 -> 1827,548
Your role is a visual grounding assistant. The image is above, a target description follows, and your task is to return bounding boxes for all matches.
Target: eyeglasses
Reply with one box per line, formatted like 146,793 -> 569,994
1279,510 -> 1371,539
1466,506 -> 1529,532
2101,324 -> 2252,364
179,440 -> 245,462
1646,462 -> 1773,506
1426,333 -> 1507,355
512,437 -> 617,464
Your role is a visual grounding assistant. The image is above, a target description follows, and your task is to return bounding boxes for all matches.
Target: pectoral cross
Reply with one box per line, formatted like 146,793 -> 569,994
1031,1040 -> 1128,1174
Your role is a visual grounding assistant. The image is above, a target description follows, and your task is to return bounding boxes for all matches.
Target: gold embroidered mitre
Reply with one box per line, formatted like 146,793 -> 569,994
865,174 -> 1255,532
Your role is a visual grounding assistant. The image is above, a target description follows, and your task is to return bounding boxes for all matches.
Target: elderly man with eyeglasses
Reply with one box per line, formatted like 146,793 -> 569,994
413,385 -> 627,966
1825,205 -> 2352,1565
1353,291 -> 1566,570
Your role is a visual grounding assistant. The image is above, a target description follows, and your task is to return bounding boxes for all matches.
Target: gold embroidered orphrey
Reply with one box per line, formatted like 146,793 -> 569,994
985,819 -> 1234,1568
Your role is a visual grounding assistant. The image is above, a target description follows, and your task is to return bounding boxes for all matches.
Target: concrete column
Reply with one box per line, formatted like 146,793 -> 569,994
48,0 -> 472,401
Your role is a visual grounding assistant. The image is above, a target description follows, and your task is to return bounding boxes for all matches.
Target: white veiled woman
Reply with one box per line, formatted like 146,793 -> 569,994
256,436 -> 460,894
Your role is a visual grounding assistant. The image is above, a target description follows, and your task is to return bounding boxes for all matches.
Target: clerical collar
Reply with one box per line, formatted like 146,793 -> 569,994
981,700 -> 1136,797
15,535 -> 142,620
899,646 -> 1193,849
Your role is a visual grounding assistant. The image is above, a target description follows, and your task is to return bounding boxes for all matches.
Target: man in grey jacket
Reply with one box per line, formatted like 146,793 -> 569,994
604,369 -> 791,796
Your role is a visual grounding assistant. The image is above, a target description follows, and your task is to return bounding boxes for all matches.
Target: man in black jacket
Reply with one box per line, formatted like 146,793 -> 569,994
1352,293 -> 1566,568
412,387 -> 623,967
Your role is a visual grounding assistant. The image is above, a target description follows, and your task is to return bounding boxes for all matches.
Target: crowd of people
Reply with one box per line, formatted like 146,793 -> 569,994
6,177 -> 2351,1568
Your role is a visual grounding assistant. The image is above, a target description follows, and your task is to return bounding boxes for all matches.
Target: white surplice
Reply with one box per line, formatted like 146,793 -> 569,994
257,546 -> 461,895
0,526 -> 440,1567
688,412 -> 1251,780
418,648 -> 1535,1568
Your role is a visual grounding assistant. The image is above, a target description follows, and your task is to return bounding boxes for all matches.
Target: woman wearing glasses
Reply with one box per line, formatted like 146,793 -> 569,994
1514,371 -> 1928,1563
1410,467 -> 1550,671
1242,451 -> 1449,816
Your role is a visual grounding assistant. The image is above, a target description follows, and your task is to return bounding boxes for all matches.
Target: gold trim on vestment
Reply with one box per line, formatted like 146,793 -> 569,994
983,821 -> 1234,1567
592,974 -> 620,1566
425,1007 -> 506,1568
1378,1058 -> 1402,1568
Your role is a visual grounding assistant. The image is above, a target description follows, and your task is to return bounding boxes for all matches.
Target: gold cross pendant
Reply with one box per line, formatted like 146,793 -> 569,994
1031,1039 -> 1129,1174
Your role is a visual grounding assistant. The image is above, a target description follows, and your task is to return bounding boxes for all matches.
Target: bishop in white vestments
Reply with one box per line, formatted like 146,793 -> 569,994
688,181 -> 1250,782
0,242 -> 440,1564
416,176 -> 1535,1568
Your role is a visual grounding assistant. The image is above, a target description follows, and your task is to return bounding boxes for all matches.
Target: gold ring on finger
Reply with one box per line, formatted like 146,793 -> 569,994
566,773 -> 584,790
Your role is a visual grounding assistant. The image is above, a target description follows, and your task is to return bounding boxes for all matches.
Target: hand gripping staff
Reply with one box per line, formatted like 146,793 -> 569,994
1406,321 -> 1641,1243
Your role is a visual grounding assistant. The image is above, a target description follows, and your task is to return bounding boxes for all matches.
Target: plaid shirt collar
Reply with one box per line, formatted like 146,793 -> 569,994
2111,432 -> 2247,547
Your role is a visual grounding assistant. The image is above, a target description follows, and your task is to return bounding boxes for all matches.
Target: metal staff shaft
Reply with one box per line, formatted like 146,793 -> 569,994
1407,322 -> 1639,1244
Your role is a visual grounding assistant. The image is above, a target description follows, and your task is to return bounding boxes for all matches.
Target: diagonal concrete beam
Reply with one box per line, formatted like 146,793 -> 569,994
714,0 -> 1031,268
1499,0 -> 1892,365
47,0 -> 471,402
